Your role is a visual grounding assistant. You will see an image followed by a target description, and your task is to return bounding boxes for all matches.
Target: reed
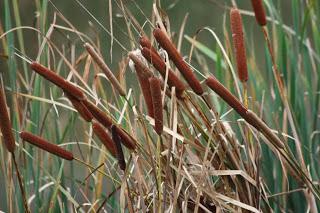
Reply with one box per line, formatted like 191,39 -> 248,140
149,77 -> 163,135
30,62 -> 86,100
128,52 -> 154,117
141,47 -> 186,97
111,125 -> 126,171
230,8 -> 248,83
0,85 -> 15,153
65,94 -> 93,122
250,0 -> 267,26
153,28 -> 203,95
84,43 -> 126,97
20,131 -> 74,160
92,121 -> 117,157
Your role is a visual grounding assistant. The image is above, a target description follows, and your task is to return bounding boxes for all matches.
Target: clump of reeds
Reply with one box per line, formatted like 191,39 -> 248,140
20,131 -> 74,160
149,77 -> 163,135
230,8 -> 248,83
0,84 -> 16,153
30,62 -> 86,100
153,28 -> 204,95
250,0 -> 267,26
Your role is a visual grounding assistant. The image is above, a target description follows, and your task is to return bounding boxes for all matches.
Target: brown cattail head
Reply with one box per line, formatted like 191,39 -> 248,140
206,76 -> 247,117
139,36 -> 158,56
141,47 -> 186,97
111,125 -> 126,171
92,121 -> 117,157
149,77 -> 163,135
82,99 -> 113,128
30,62 -> 85,100
153,28 -> 204,95
230,8 -> 248,83
251,0 -> 267,26
84,43 -> 126,97
115,126 -> 136,150
0,85 -> 15,152
20,131 -> 74,160
65,94 -> 93,122
128,52 -> 154,117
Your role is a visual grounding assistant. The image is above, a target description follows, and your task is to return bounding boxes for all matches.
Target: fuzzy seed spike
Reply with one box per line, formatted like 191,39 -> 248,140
251,0 -> 267,26
206,76 -> 247,117
92,121 -> 117,157
111,125 -> 126,171
139,36 -> 158,56
82,99 -> 113,128
153,28 -> 204,95
20,131 -> 74,160
30,62 -> 85,100
149,77 -> 163,135
84,43 -> 126,97
0,85 -> 15,152
141,47 -> 185,97
230,8 -> 248,83
66,94 -> 93,122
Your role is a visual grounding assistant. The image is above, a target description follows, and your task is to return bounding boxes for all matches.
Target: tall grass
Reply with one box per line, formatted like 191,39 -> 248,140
0,0 -> 319,212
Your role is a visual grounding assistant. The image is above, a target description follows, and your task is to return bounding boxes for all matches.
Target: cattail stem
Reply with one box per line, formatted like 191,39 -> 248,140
230,8 -> 248,83
111,125 -> 126,171
0,84 -> 15,152
153,28 -> 203,95
141,47 -> 186,97
30,62 -> 85,100
65,94 -> 93,122
84,43 -> 126,97
20,131 -> 74,160
149,77 -> 163,135
92,121 -> 117,157
250,0 -> 267,26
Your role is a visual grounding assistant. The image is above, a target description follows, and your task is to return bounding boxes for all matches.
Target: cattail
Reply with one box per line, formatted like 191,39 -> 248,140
153,29 -> 204,95
115,126 -> 136,150
30,62 -> 85,100
92,121 -> 117,157
251,0 -> 267,26
65,94 -> 93,122
128,52 -> 154,117
141,47 -> 186,97
0,85 -> 15,152
82,99 -> 113,128
230,8 -> 248,82
139,35 -> 158,56
206,76 -> 247,117
84,43 -> 126,97
20,131 -> 74,160
111,125 -> 126,171
149,77 -> 163,135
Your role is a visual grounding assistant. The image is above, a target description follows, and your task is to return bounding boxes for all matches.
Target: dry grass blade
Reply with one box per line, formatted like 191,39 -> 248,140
84,42 -> 126,96
0,84 -> 15,153
153,28 -> 203,95
30,62 -> 86,100
20,131 -> 74,160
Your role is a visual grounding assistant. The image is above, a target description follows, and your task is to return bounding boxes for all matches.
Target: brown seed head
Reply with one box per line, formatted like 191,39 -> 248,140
141,47 -> 185,97
149,77 -> 163,135
20,131 -> 73,160
111,125 -> 126,171
30,62 -> 85,100
92,121 -> 117,157
251,0 -> 267,26
82,99 -> 113,128
230,8 -> 248,82
66,94 -> 93,122
153,29 -> 203,95
139,36 -> 158,56
0,85 -> 15,152
206,76 -> 247,117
